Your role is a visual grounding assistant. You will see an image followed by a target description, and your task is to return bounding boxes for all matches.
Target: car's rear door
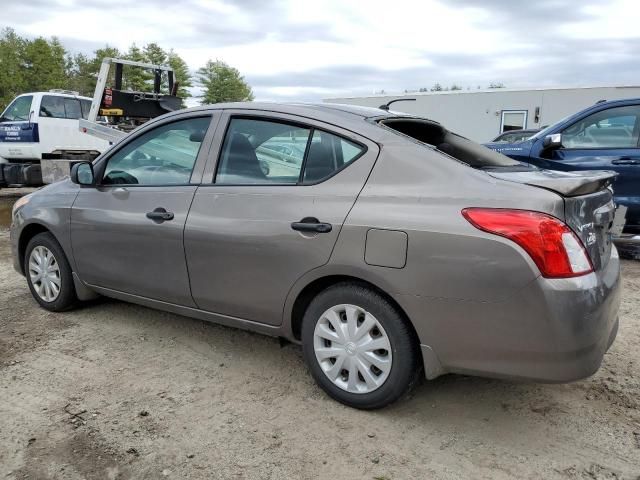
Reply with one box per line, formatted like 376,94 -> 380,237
71,113 -> 217,306
184,110 -> 379,326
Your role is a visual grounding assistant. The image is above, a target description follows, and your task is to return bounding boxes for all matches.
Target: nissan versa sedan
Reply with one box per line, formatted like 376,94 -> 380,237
10,103 -> 622,409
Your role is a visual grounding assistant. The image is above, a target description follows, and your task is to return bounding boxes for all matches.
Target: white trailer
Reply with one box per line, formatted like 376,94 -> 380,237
326,85 -> 640,143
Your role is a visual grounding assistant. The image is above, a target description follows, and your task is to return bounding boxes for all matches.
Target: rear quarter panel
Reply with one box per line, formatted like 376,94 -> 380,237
298,138 -> 567,366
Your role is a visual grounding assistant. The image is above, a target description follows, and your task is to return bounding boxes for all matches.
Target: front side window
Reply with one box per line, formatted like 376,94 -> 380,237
102,117 -> 210,185
562,105 -> 640,149
215,117 -> 365,185
1,95 -> 33,122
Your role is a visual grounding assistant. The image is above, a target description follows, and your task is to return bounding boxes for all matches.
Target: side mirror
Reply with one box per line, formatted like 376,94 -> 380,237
543,133 -> 563,150
70,162 -> 95,186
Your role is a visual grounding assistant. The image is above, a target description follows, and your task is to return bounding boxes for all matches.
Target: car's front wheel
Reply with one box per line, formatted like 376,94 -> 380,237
301,283 -> 421,409
25,232 -> 77,312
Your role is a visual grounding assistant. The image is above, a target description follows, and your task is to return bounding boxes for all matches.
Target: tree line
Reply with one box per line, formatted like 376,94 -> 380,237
375,82 -> 507,95
0,28 -> 253,111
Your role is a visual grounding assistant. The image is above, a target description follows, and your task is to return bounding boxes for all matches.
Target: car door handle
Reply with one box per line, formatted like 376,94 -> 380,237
291,217 -> 333,233
146,208 -> 174,223
612,158 -> 640,165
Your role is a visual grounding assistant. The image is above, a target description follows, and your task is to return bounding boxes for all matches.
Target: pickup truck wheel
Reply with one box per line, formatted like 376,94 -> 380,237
302,282 -> 422,409
25,232 -> 77,312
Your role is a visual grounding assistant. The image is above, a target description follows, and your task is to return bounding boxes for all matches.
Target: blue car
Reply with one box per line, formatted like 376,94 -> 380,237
485,98 -> 640,238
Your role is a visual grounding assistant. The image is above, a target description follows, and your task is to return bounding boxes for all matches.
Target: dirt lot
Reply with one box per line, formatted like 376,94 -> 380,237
1,197 -> 639,480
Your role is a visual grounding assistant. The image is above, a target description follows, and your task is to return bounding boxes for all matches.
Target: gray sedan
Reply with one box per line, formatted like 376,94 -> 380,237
10,103 -> 621,409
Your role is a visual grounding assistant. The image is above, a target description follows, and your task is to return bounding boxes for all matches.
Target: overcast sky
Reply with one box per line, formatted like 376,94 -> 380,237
3,0 -> 640,102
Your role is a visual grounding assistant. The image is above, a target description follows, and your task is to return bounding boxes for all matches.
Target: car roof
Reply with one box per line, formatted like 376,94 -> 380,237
157,101 -> 408,139
176,101 -> 393,120
592,97 -> 640,107
16,91 -> 93,101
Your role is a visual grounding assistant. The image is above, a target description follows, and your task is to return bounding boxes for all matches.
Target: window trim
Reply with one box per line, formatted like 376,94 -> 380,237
93,114 -> 216,188
211,114 -> 368,187
499,109 -> 528,134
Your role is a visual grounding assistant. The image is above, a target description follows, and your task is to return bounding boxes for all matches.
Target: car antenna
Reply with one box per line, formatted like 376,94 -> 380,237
379,98 -> 416,111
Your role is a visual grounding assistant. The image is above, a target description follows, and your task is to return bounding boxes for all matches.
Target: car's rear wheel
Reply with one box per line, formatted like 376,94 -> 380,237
301,282 -> 421,409
25,232 -> 77,312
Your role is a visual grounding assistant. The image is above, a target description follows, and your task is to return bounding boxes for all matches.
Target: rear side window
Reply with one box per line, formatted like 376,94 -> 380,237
380,118 -> 521,169
304,130 -> 364,183
215,117 -> 365,185
64,98 -> 82,119
1,95 -> 33,122
40,95 -> 84,119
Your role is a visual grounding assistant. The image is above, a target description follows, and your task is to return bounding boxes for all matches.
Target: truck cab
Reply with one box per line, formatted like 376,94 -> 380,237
485,98 -> 640,237
0,90 -> 109,164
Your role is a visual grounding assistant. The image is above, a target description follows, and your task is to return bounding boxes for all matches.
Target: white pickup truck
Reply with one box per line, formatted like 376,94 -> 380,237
0,90 -> 109,185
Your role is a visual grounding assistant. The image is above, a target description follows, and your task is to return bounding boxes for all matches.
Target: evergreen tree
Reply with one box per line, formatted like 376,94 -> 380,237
123,44 -> 151,91
0,28 -> 27,110
143,42 -> 167,66
167,49 -> 192,104
89,45 -> 121,90
23,37 -> 67,91
197,59 -> 253,104
65,52 -> 96,96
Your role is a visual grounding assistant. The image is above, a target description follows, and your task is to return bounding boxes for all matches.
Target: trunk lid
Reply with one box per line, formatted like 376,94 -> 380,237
486,168 -> 619,271
485,168 -> 617,197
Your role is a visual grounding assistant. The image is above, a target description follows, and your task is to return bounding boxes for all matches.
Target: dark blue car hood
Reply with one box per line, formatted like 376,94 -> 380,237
484,139 -> 534,157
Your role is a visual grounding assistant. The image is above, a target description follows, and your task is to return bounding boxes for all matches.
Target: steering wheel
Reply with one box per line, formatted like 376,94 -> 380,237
103,170 -> 139,185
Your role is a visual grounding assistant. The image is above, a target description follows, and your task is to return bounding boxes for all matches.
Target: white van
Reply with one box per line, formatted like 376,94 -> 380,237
0,90 -> 109,163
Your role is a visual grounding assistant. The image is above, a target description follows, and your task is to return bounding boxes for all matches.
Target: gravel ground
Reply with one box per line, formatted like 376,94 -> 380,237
0,198 -> 639,479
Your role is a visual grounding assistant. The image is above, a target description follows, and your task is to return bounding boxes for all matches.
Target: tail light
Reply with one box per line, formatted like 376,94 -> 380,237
462,208 -> 593,278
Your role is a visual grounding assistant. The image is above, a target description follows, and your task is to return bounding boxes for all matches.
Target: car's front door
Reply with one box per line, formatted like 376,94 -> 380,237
71,114 -> 216,305
184,111 -> 379,325
531,104 -> 640,231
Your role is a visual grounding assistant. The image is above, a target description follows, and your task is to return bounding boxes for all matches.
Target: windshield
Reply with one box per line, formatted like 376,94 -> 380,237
1,95 -> 33,122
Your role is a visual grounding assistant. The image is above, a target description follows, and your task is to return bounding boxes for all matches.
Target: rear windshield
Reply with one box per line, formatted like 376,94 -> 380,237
379,118 -> 522,169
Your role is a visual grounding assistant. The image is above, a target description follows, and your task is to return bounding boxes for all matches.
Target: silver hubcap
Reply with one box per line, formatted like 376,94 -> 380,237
28,246 -> 61,302
313,304 -> 392,394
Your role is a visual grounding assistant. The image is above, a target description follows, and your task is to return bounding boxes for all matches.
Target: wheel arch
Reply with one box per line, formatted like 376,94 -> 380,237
288,273 -> 420,349
17,222 -> 52,275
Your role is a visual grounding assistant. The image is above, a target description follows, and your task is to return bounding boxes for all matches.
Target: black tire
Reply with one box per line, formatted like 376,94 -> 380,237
301,282 -> 422,409
24,232 -> 78,312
